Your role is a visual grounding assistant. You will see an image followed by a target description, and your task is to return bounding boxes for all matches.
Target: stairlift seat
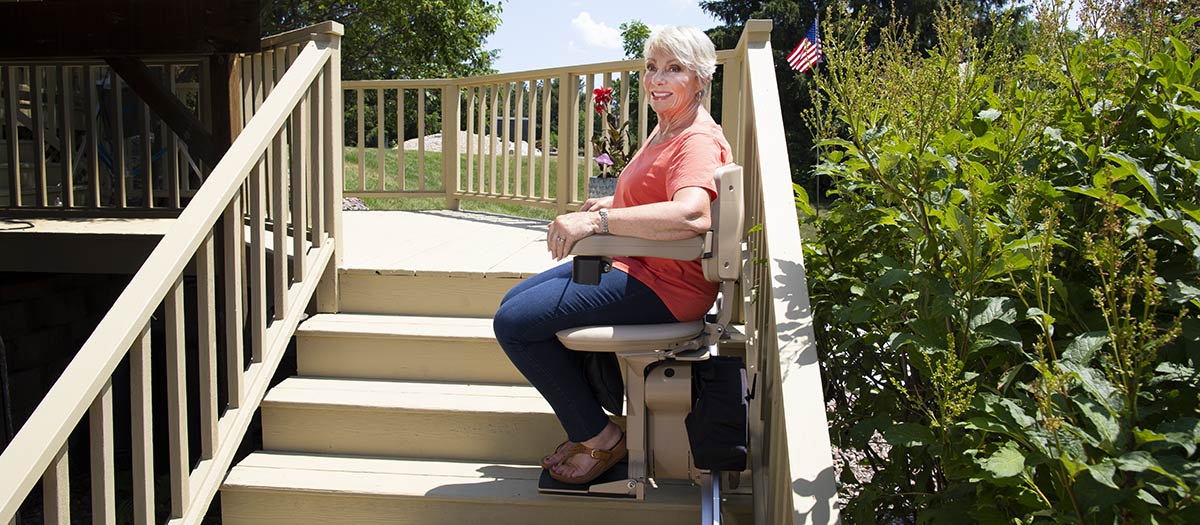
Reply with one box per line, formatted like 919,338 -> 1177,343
557,320 -> 704,352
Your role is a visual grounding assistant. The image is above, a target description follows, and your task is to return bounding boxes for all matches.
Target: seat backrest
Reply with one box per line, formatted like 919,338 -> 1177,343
701,164 -> 744,284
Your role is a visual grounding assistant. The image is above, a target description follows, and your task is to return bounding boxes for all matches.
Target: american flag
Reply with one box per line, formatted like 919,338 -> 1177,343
787,20 -> 823,72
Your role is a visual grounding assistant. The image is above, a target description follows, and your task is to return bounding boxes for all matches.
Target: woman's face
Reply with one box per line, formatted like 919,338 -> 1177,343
644,47 -> 702,121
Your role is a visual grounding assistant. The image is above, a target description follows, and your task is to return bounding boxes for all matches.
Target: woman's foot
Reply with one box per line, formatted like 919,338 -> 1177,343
540,440 -> 577,469
550,422 -> 625,482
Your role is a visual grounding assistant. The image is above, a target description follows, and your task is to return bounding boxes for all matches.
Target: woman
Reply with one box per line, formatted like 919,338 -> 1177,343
492,25 -> 732,486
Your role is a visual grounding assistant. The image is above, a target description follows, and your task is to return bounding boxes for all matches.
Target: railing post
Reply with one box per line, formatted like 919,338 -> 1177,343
720,53 -> 743,161
555,73 -> 577,215
442,81 -> 461,210
316,30 -> 342,313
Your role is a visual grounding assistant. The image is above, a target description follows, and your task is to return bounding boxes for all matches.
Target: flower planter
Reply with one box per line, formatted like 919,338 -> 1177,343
588,176 -> 618,199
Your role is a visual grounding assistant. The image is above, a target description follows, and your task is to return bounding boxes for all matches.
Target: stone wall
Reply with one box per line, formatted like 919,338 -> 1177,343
0,272 -> 129,440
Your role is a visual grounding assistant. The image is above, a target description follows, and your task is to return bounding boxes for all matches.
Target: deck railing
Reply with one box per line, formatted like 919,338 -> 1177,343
0,21 -> 343,524
729,21 -> 839,523
343,53 -> 731,214
1,58 -> 210,210
345,19 -> 839,523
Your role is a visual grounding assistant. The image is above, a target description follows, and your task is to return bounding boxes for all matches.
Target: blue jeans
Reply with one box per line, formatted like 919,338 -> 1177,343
493,262 -> 676,442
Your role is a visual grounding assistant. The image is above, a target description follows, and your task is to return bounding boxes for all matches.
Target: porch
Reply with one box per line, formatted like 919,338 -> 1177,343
0,19 -> 837,525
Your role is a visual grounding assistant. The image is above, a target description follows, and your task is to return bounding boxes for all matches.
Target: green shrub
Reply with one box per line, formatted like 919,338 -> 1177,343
803,1 -> 1199,522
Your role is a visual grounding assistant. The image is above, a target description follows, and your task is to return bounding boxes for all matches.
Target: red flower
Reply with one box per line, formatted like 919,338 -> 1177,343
593,87 -> 613,114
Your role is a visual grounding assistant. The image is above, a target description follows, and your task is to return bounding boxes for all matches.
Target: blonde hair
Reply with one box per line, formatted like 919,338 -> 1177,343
643,25 -> 718,98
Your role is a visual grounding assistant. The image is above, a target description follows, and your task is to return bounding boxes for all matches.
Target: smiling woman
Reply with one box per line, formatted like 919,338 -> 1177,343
493,25 -> 733,487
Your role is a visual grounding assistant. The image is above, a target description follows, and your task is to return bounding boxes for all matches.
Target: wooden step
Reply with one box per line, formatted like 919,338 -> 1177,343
296,313 -> 525,385
338,269 -> 524,317
221,452 -> 743,525
260,377 -> 603,463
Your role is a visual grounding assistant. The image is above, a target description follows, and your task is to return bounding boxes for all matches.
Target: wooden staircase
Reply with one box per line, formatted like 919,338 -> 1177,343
221,212 -> 751,524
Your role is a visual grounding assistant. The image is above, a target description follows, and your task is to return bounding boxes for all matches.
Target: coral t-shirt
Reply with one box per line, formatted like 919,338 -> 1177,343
611,115 -> 732,322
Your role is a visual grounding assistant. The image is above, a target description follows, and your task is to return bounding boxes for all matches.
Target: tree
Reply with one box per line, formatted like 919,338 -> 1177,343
619,20 -> 651,59
700,0 -> 1026,196
261,0 -> 503,145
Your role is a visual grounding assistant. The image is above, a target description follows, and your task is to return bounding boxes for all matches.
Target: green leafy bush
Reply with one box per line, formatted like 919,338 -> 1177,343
803,1 -> 1199,522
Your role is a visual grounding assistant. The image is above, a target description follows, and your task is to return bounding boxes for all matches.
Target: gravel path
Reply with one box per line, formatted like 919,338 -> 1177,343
402,131 -> 541,156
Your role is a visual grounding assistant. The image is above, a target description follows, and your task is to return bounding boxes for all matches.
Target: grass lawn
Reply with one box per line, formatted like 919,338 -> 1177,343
342,147 -> 594,221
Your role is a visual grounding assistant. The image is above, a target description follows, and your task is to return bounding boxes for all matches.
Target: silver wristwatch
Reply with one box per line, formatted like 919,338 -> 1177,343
598,209 -> 609,234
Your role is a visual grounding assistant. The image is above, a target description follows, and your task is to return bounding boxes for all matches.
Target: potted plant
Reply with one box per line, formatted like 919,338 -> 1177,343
588,86 -> 631,198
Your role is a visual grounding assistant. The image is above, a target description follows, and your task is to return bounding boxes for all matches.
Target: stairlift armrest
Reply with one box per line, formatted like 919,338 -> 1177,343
570,233 -> 707,260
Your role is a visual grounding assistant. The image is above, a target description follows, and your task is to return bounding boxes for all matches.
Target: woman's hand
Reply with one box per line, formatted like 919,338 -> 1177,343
579,196 -> 613,212
546,211 -> 600,261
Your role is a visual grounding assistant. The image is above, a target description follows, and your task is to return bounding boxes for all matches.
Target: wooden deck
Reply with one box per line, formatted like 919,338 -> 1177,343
342,210 -> 559,278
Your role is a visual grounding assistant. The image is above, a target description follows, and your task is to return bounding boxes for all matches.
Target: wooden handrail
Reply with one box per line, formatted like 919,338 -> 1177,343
0,37 -> 336,522
735,19 -> 840,523
260,20 -> 345,50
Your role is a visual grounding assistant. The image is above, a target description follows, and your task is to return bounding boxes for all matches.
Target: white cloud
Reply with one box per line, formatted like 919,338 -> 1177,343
570,11 -> 621,50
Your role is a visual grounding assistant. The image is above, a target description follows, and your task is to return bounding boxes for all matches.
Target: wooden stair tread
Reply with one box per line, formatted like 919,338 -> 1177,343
298,313 -> 496,341
224,452 -> 699,508
263,377 -> 552,414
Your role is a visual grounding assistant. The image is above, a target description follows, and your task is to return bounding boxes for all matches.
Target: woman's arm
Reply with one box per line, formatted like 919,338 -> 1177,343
546,187 -> 711,260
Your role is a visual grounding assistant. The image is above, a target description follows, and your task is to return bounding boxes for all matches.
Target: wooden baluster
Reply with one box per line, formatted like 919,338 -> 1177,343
130,326 -> 154,525
113,72 -> 127,208
249,157 -> 267,362
241,55 -> 254,125
165,277 -> 189,519
89,378 -> 115,525
310,79 -> 325,247
476,86 -> 486,193
167,67 -> 181,209
4,67 -> 20,207
87,66 -> 100,207
272,129 -> 288,320
58,66 -> 74,207
291,93 -> 308,280
513,82 -> 524,197
356,89 -> 364,192
526,80 -> 538,198
141,99 -> 153,207
31,66 -> 47,207
621,70 -> 631,153
224,195 -> 245,407
541,78 -> 552,200
465,86 -> 475,193
500,83 -> 511,196
376,88 -> 385,192
583,74 -> 595,186
417,88 -> 426,192
489,83 -> 499,194
271,49 -> 286,221
42,445 -> 69,524
638,71 -> 649,146
197,233 -> 218,459
396,88 -> 405,191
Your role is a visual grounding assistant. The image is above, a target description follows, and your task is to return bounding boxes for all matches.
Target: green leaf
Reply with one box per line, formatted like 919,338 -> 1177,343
1063,331 -> 1109,363
981,442 -> 1025,478
1102,151 -> 1161,204
1166,279 -> 1200,304
883,423 -> 936,447
977,108 -> 1001,122
1058,362 -> 1119,407
1087,459 -> 1121,489
970,297 -> 1017,329
974,320 -> 1023,351
1137,489 -> 1163,506
1115,451 -> 1174,481
792,183 -> 815,216
1074,397 -> 1120,451
877,268 -> 910,289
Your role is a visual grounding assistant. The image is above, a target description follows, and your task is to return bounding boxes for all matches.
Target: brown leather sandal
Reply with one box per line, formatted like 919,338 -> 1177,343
540,440 -> 577,469
548,433 -> 627,485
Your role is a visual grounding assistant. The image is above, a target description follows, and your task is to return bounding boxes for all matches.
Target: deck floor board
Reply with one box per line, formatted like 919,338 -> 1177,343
343,210 -> 558,278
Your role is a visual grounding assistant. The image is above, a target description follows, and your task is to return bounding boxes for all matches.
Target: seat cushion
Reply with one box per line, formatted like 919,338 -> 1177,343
556,320 -> 705,352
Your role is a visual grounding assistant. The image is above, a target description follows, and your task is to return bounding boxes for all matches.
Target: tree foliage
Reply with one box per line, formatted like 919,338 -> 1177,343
261,0 -> 503,81
261,0 -> 503,146
700,0 -> 1025,197
804,0 -> 1200,521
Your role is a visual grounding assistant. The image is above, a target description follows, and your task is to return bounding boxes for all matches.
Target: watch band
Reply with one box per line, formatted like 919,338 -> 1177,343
598,209 -> 609,234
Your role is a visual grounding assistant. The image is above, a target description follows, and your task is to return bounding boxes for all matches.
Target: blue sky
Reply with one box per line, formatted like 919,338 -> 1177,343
485,0 -> 722,73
